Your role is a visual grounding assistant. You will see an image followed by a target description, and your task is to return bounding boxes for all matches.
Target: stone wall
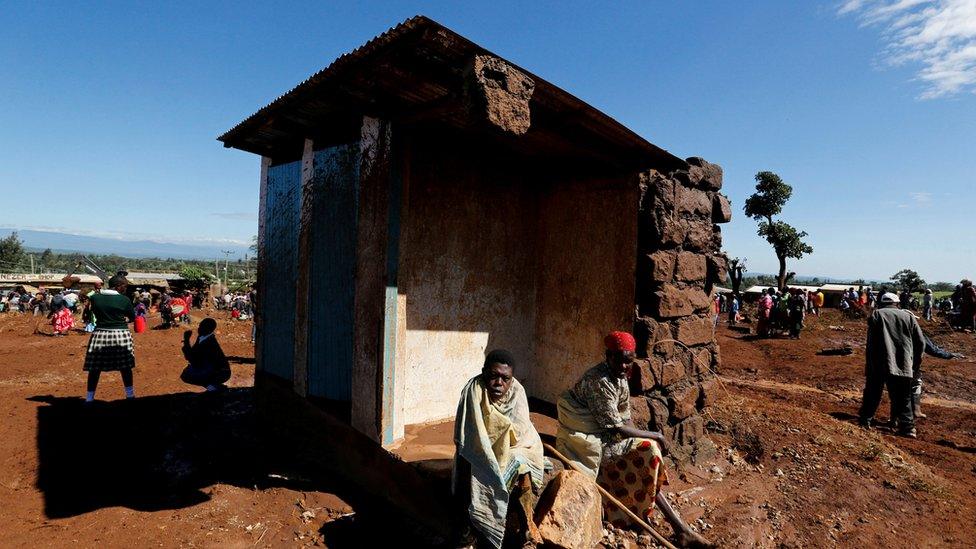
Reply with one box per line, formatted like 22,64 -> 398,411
631,157 -> 730,465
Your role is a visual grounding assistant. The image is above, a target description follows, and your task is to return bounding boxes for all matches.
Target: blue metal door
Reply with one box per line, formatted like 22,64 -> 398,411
262,160 -> 302,381
306,144 -> 360,400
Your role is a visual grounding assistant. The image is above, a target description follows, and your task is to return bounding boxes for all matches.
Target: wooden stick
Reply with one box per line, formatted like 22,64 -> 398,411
543,442 -> 678,549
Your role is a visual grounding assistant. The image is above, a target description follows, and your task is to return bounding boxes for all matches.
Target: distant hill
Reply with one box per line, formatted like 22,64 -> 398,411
0,229 -> 249,260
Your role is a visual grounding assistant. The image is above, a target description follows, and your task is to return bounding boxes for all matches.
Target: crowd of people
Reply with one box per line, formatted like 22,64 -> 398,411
214,290 -> 255,320
2,278 -> 248,400
711,282 -> 971,442
713,279 -> 976,342
78,274 -> 237,402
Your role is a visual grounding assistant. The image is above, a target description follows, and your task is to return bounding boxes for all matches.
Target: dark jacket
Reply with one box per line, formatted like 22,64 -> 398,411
866,307 -> 925,379
182,335 -> 230,375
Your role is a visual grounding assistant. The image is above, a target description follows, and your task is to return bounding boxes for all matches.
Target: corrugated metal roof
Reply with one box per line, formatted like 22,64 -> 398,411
218,15 -> 686,172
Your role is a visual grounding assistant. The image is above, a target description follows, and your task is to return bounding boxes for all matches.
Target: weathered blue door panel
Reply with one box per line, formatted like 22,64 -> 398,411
262,160 -> 302,382
306,144 -> 359,400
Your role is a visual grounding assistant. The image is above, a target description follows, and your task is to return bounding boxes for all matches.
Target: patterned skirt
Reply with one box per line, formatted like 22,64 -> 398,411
83,328 -> 135,371
597,438 -> 668,528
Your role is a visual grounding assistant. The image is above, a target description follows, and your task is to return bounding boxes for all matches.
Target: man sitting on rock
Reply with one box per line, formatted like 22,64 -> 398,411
453,350 -> 546,549
555,331 -> 712,548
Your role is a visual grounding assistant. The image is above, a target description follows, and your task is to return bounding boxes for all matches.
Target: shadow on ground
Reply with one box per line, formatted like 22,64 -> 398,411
29,390 -> 270,518
28,388 -> 443,546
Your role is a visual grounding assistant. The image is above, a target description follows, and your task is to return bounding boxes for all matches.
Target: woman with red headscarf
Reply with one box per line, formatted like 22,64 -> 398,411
555,331 -> 711,548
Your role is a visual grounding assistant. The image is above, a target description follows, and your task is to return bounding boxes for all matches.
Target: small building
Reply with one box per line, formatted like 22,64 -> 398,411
0,273 -> 103,293
819,283 -> 871,308
125,271 -> 180,290
220,17 -> 729,452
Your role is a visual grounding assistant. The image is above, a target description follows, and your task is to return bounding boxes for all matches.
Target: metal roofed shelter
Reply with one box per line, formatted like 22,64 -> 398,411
220,16 -> 692,446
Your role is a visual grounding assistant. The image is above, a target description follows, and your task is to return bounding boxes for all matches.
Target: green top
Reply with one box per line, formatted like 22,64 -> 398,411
89,291 -> 134,330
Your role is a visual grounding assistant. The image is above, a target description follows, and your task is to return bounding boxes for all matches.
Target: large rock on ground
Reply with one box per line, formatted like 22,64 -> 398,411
536,470 -> 603,549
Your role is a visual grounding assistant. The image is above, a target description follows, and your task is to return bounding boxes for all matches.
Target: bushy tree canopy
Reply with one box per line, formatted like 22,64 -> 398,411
0,232 -> 25,273
743,172 -> 813,290
179,265 -> 216,289
891,269 -> 926,294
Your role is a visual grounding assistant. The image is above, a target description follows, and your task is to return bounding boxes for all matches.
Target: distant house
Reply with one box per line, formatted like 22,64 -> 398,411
0,273 -> 102,292
818,283 -> 871,308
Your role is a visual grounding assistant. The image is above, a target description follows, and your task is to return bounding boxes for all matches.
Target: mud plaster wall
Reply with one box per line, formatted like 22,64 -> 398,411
529,178 -> 638,403
397,138 -> 539,427
395,133 -> 639,428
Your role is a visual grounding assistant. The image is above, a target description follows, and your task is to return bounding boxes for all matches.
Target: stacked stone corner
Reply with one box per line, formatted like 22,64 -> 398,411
632,157 -> 729,465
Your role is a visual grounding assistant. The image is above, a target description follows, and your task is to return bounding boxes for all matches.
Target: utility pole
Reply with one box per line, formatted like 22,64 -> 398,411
221,250 -> 233,290
29,254 -> 34,275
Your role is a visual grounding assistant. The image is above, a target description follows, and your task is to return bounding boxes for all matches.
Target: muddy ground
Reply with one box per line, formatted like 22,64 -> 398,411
1,308 -> 974,547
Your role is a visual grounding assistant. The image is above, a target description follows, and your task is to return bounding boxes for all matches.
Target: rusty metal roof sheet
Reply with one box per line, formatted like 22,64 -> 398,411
218,15 -> 686,172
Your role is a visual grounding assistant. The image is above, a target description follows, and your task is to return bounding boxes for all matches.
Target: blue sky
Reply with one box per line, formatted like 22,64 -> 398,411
1,1 -> 973,281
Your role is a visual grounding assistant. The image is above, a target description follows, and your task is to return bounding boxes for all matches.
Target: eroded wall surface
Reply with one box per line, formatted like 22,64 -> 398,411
397,139 -> 540,426
395,133 -> 640,428
531,178 -> 639,402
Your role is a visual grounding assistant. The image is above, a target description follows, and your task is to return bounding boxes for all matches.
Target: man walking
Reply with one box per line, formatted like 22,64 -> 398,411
858,292 -> 925,438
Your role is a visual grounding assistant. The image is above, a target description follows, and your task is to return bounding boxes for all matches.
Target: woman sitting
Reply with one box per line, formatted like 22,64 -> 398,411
453,350 -> 545,549
556,331 -> 712,548
179,318 -> 231,392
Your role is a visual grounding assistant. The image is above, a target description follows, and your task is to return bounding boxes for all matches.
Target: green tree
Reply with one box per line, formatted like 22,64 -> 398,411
891,269 -> 926,294
743,172 -> 813,291
39,248 -> 53,269
179,265 -> 215,290
0,232 -> 26,273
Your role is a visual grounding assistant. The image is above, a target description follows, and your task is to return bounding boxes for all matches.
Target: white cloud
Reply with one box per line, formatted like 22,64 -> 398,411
910,191 -> 933,202
839,0 -> 976,98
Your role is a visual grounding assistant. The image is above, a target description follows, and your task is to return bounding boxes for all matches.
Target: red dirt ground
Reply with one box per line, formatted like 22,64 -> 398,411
1,307 -> 974,547
0,311 -> 355,548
